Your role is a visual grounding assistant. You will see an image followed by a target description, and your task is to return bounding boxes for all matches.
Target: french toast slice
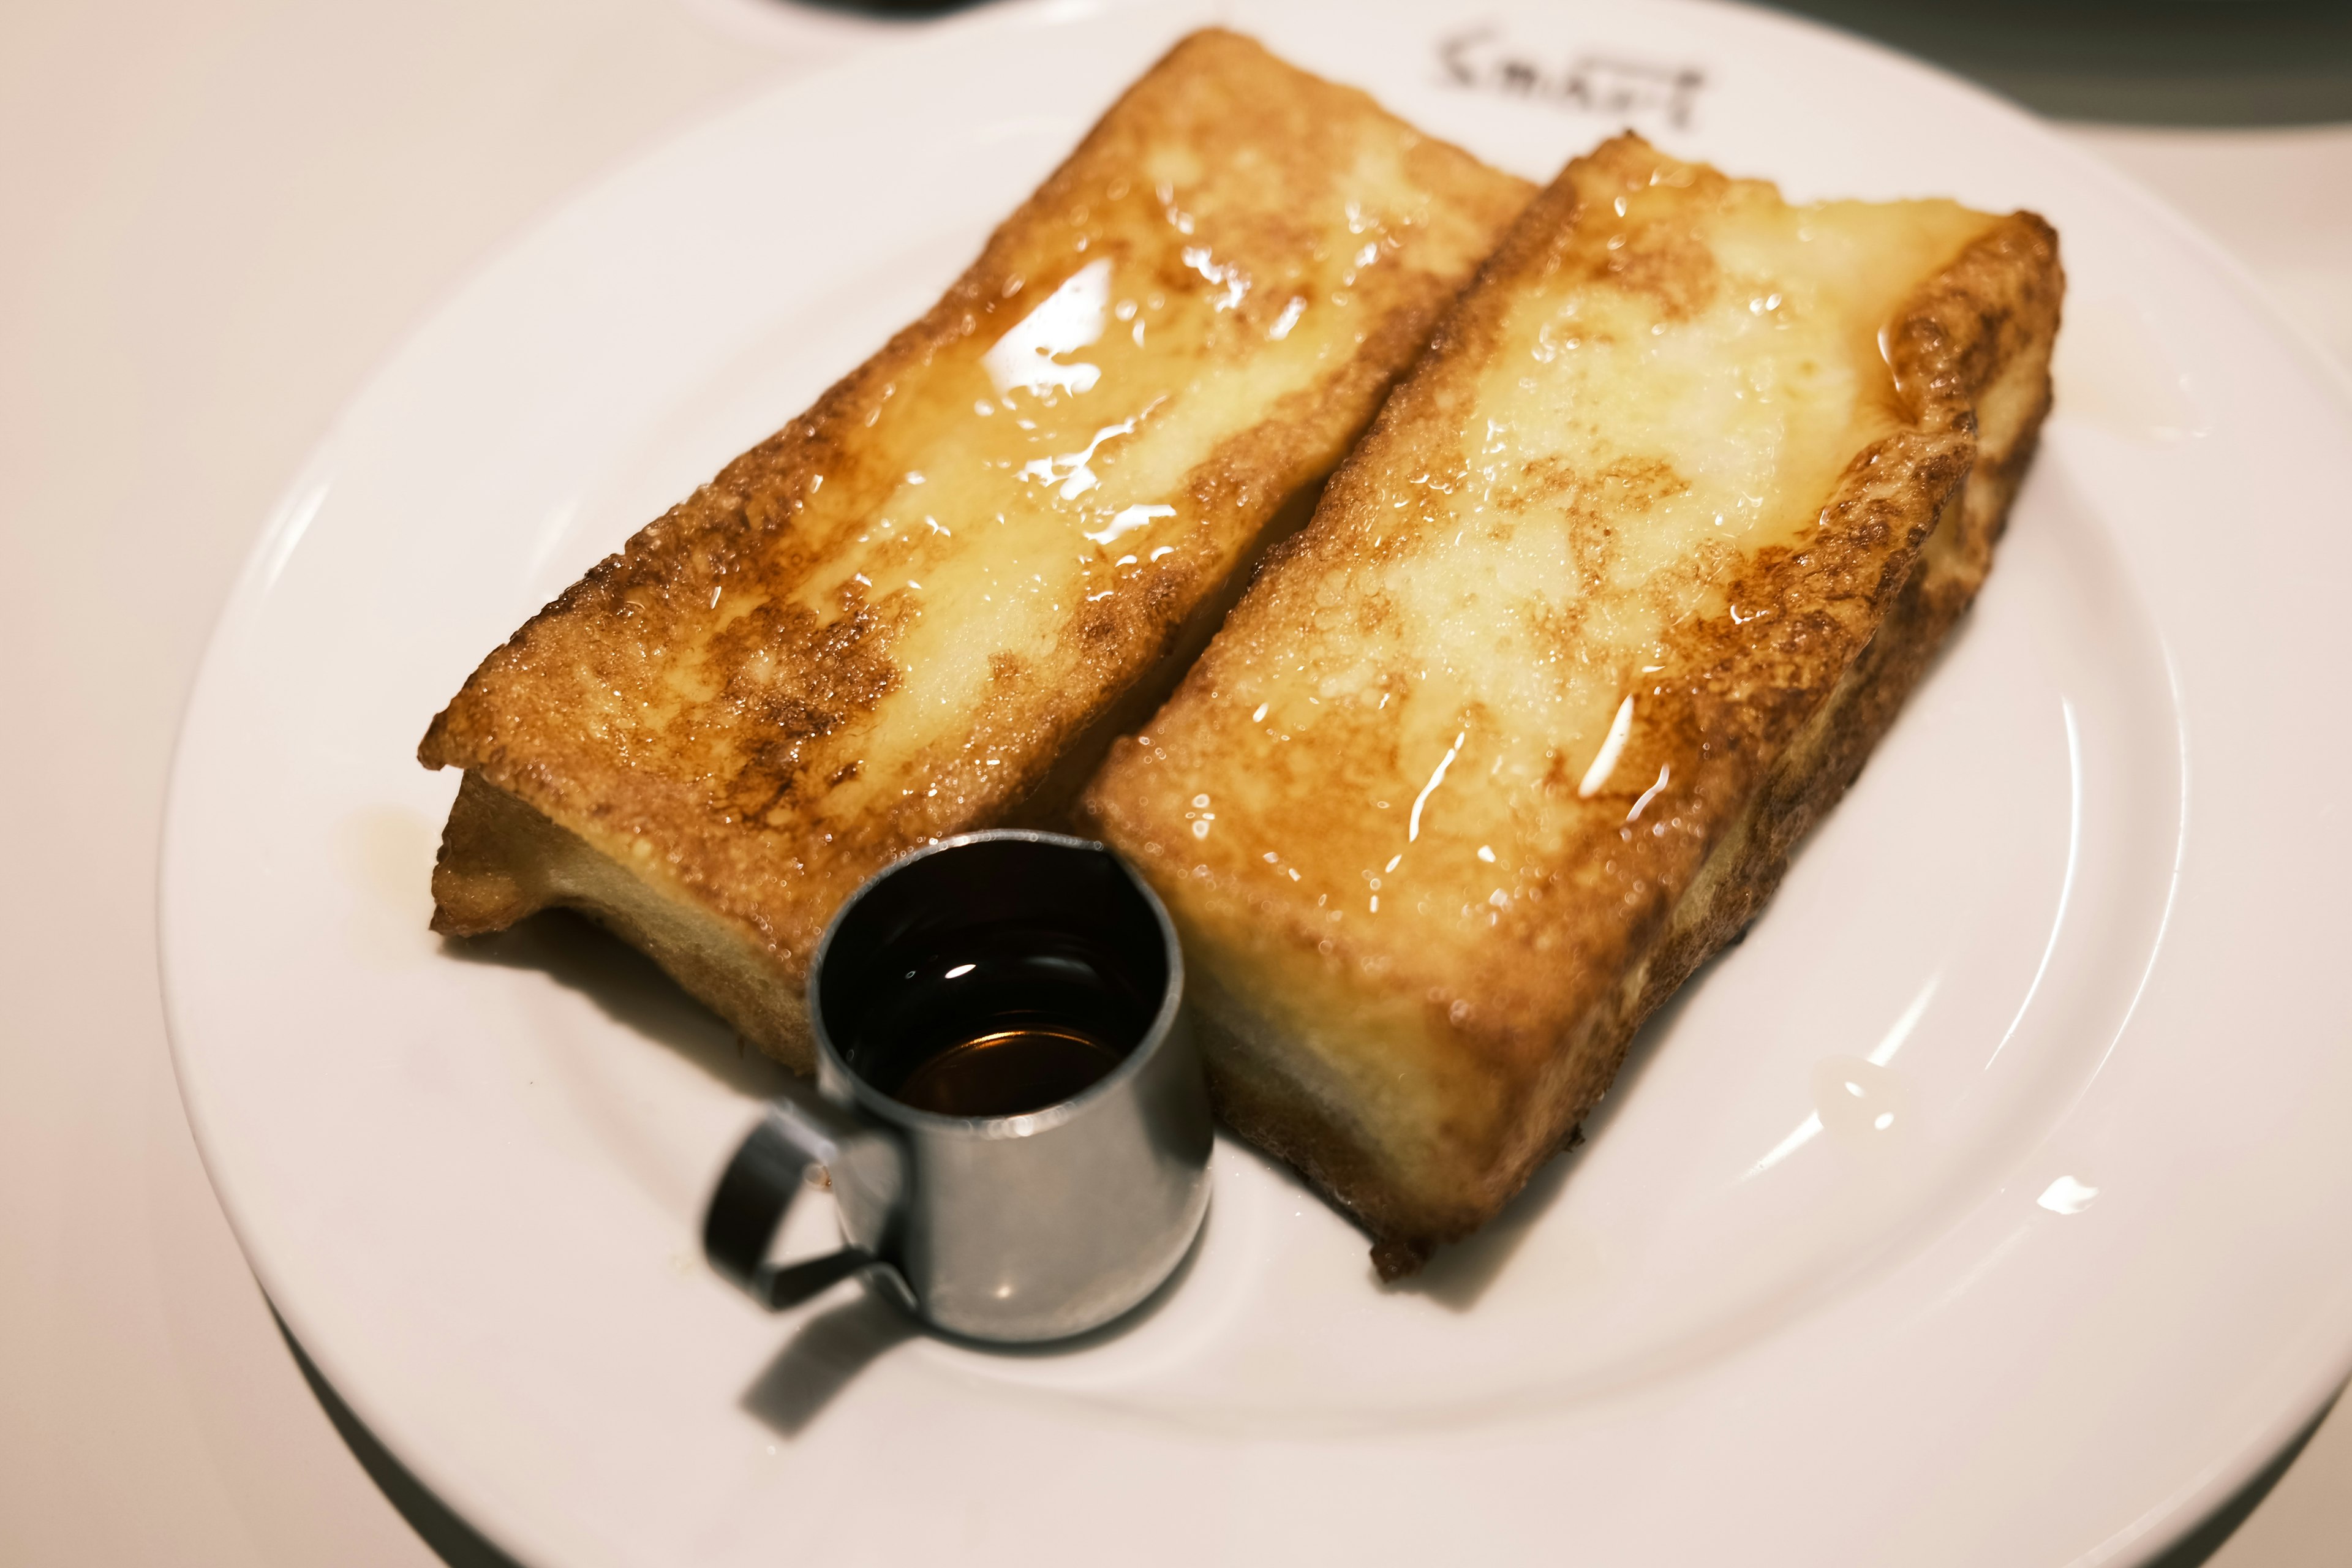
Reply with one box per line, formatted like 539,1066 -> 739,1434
1082,134 -> 2063,1274
418,31 -> 1532,1066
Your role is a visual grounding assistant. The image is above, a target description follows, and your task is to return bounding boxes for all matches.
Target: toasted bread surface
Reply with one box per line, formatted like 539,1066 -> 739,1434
1082,135 -> 2062,1270
419,30 -> 1533,1065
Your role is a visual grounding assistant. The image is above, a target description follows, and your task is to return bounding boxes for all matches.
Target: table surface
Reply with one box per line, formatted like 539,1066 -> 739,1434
3,3 -> 2346,1564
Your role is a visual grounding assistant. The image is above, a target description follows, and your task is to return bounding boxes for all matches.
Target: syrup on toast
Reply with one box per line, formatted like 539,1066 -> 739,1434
1082,135 -> 2063,1274
417,31 -> 1532,1067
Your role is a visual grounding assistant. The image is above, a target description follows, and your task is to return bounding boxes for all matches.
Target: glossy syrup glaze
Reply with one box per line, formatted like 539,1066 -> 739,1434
422,30 -> 1532,971
1091,137 -> 1997,1068
772,161 -> 1458,834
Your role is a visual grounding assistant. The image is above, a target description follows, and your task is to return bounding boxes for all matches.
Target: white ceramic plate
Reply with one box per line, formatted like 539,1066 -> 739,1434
161,2 -> 2352,1564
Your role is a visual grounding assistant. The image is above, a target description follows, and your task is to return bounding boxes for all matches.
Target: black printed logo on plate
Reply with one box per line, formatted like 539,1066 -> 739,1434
1436,26 -> 1708,131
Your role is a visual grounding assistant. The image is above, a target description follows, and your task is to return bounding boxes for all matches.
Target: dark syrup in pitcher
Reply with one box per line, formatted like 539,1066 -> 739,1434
848,923 -> 1155,1119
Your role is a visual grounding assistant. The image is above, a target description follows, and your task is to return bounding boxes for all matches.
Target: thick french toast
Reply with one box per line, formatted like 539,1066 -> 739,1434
417,31 -> 1532,1067
1082,135 -> 2062,1274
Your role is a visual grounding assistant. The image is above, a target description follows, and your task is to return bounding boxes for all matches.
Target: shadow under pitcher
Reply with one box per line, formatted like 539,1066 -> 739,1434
703,831 -> 1213,1343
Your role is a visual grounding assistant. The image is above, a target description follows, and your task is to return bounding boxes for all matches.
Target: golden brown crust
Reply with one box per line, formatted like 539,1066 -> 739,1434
1084,135 -> 2063,1268
432,770 -> 816,1056
418,29 -> 1533,1063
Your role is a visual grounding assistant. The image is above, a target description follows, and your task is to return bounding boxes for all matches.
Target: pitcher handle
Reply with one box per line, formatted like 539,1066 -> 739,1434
703,1084 -> 905,1311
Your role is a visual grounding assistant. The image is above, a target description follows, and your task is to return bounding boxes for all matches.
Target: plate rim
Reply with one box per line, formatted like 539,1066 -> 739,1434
157,1 -> 2352,1564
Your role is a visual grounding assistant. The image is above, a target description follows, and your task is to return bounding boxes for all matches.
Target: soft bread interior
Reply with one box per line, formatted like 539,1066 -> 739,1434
431,769 -> 818,1063
1083,136 -> 2064,1269
418,30 -> 1534,1060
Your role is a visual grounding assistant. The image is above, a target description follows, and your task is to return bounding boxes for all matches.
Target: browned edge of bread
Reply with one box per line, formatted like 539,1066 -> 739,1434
1086,141 -> 2063,1274
415,29 -> 1535,1071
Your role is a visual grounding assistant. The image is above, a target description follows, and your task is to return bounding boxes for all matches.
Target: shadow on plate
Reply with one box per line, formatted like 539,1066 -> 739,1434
281,1316 -> 524,1568
1382,944 -> 1726,1313
1385,598 -> 1986,1312
739,1202 -> 1214,1438
439,909 -> 792,1101
2145,1390 -> 2339,1567
739,1290 -> 924,1438
282,1288 -> 2338,1568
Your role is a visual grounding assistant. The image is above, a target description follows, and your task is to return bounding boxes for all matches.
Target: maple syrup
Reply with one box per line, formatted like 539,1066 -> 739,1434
844,922 -> 1153,1119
